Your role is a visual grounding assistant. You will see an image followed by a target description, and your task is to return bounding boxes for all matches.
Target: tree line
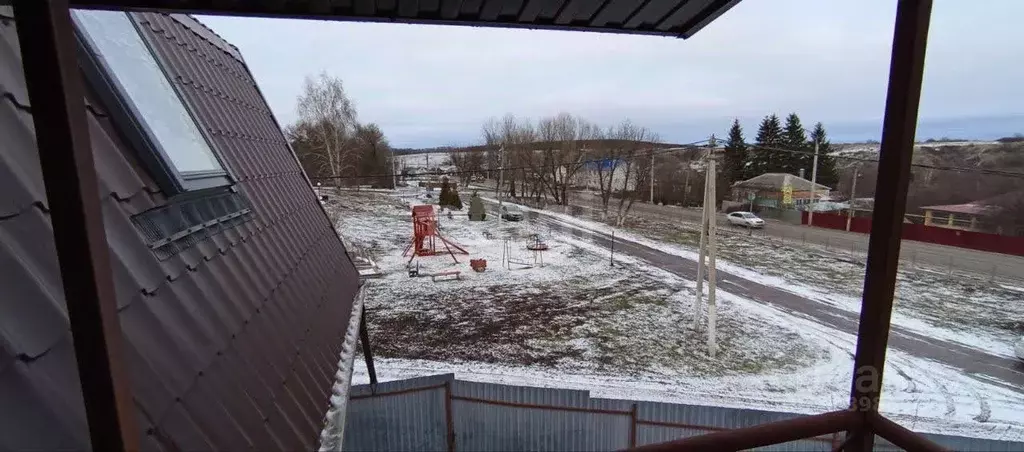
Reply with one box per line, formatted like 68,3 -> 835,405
722,113 -> 841,190
286,73 -> 394,188
448,113 -> 669,226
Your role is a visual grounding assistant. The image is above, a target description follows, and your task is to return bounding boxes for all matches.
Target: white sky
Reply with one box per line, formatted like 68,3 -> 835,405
199,0 -> 1024,147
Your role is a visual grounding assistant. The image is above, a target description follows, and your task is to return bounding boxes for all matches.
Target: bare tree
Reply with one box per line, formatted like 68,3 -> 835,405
611,121 -> 659,226
536,113 -> 600,206
447,145 -> 485,187
294,72 -> 359,185
354,123 -> 393,188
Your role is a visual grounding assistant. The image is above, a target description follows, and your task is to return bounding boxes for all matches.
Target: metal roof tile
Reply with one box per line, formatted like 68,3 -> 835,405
0,96 -> 47,219
2,11 -> 359,450
159,402 -> 217,450
0,208 -> 67,359
0,344 -> 88,451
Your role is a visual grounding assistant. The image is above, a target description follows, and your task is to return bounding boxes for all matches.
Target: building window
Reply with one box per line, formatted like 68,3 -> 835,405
72,9 -> 231,193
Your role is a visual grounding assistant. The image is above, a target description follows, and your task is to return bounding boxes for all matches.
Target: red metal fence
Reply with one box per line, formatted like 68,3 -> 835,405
802,212 -> 1024,256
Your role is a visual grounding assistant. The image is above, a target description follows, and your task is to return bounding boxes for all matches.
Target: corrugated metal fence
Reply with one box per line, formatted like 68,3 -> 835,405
342,374 -> 1024,451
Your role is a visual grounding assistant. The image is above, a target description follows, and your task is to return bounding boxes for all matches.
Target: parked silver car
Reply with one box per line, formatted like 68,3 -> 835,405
501,205 -> 524,221
726,211 -> 765,228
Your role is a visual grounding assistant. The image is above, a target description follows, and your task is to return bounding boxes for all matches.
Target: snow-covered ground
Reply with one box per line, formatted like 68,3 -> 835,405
518,202 -> 1024,359
331,188 -> 1024,441
396,152 -> 452,171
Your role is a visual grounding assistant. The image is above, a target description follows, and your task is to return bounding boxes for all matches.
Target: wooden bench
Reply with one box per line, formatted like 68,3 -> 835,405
431,271 -> 461,282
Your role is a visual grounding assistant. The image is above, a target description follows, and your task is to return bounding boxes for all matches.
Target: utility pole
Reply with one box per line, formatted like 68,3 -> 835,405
693,166 -> 709,331
391,148 -> 398,189
497,146 -> 505,224
808,138 -> 820,226
693,138 -> 714,331
706,160 -> 719,358
649,150 -> 655,204
846,165 -> 859,232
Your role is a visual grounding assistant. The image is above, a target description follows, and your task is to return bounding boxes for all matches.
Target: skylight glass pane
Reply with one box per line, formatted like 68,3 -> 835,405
73,10 -> 223,175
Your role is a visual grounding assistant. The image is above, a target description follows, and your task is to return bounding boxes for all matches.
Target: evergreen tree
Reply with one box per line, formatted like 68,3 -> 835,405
438,177 -> 453,208
450,188 -> 463,210
782,113 -> 809,176
468,191 -> 486,220
750,114 -> 784,175
723,119 -> 748,183
810,122 -> 840,189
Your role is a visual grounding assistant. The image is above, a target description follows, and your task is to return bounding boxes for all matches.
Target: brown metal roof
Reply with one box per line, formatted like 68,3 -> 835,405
0,7 -> 359,450
68,0 -> 741,38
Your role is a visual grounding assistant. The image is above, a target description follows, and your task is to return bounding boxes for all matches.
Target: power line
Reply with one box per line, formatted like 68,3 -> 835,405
743,142 -> 1024,179
309,139 -> 711,181
309,138 -> 1024,182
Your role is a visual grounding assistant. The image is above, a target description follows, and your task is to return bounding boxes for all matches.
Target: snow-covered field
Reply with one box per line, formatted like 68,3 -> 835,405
396,152 -> 452,171
548,210 -> 1024,359
331,188 -> 1024,441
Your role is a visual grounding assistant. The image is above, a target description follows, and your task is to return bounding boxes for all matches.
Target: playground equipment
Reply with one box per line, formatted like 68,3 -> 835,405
502,239 -> 532,270
502,236 -> 546,269
403,205 -> 468,263
526,234 -> 549,251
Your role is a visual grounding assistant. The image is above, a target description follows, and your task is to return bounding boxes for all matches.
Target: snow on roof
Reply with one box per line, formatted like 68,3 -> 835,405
922,190 -> 1024,216
733,173 -> 832,191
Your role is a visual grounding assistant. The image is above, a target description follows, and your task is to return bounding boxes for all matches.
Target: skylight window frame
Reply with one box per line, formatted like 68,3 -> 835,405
71,9 -> 233,194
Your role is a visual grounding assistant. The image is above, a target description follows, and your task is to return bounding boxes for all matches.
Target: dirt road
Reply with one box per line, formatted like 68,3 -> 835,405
567,191 -> 1024,283
494,203 -> 1024,394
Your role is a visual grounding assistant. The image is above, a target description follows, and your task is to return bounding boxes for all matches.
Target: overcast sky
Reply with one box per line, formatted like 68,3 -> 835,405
199,0 -> 1024,148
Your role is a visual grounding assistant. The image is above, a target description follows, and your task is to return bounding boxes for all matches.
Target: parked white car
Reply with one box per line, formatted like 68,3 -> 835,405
1015,336 -> 1024,361
726,211 -> 765,228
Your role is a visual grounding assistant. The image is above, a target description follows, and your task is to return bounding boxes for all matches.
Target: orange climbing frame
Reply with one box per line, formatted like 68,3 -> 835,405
403,205 -> 468,263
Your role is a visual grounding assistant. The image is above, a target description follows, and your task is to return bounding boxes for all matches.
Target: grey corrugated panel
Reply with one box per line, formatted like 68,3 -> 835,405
452,397 -> 629,451
351,373 -> 456,398
344,386 -> 449,451
920,432 -> 1024,451
451,380 -> 611,451
637,399 -> 798,430
636,424 -> 831,451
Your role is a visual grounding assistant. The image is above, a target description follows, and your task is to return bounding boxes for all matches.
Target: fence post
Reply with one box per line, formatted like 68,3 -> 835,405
610,231 -> 615,267
629,403 -> 638,449
444,381 -> 456,452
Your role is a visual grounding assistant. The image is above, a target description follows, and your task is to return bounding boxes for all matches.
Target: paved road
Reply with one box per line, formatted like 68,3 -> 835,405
487,200 -> 1024,394
567,191 -> 1024,283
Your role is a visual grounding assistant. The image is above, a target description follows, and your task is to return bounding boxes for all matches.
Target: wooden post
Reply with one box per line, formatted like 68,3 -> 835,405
13,2 -> 139,450
847,1 -> 932,450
